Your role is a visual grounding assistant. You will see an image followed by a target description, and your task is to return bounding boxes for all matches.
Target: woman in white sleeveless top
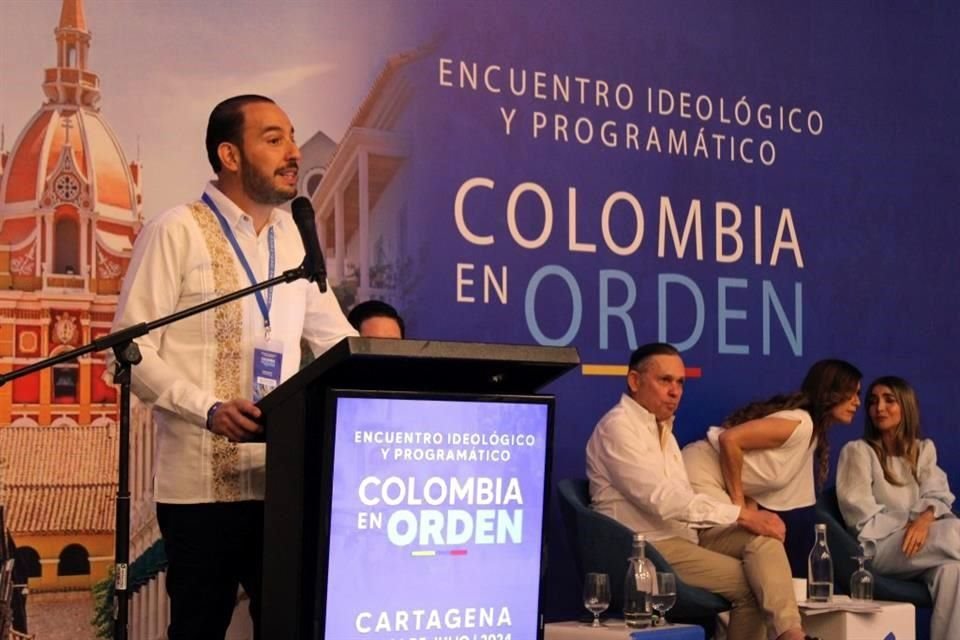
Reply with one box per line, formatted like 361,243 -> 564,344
683,359 -> 862,575
837,376 -> 959,640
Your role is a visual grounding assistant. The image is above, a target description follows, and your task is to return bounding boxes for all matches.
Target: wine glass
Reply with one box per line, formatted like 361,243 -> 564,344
850,545 -> 874,600
582,572 -> 610,627
651,572 -> 677,625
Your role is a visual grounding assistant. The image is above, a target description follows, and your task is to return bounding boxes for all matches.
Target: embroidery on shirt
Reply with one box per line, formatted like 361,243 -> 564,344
189,200 -> 244,501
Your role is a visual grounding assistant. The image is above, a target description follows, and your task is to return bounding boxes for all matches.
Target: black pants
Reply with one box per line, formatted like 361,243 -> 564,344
775,504 -> 820,579
157,501 -> 263,640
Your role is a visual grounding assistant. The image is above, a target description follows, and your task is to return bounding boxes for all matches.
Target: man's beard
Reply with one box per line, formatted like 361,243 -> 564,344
240,150 -> 297,205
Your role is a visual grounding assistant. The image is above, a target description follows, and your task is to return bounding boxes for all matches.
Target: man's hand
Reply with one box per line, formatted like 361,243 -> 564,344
208,399 -> 263,442
737,507 -> 786,542
902,509 -> 935,557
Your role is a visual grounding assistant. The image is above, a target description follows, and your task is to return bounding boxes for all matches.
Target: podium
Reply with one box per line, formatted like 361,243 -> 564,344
258,337 -> 579,640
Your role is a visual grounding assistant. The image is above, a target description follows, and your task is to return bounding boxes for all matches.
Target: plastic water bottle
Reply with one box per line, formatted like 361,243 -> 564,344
807,523 -> 833,602
623,533 -> 656,628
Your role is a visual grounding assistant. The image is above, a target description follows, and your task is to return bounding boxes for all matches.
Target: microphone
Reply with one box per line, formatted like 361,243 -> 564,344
290,196 -> 328,293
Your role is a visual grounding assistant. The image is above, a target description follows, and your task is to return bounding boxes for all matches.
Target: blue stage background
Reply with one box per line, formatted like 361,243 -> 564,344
392,0 -> 960,619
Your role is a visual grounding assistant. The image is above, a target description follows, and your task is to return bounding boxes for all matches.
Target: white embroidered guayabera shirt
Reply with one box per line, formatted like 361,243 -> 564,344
111,183 -> 356,503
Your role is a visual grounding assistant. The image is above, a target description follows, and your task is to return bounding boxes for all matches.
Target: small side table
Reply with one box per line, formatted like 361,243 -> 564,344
800,599 -> 915,640
545,620 -> 704,640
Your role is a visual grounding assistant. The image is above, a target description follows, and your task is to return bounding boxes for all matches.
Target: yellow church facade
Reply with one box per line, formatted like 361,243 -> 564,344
0,0 -> 140,594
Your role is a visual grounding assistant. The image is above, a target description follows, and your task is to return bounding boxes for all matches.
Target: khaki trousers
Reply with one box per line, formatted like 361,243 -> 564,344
655,529 -> 801,640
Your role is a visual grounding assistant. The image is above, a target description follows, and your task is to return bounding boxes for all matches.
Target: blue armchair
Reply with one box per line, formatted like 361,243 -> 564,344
815,486 -> 932,606
556,478 -> 730,630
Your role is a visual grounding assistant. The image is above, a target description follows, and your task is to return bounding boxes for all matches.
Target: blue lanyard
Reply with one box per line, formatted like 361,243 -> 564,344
202,193 -> 276,333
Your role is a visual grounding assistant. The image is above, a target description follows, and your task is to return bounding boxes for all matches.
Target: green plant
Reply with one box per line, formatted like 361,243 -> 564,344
91,565 -> 114,639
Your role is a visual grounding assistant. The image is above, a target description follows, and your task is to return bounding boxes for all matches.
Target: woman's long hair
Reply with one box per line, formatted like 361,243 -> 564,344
722,359 -> 862,486
863,376 -> 921,486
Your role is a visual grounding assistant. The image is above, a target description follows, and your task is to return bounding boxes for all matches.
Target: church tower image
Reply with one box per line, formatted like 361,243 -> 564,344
0,0 -> 140,593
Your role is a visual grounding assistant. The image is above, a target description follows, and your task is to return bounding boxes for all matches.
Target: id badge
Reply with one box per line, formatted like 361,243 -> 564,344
252,336 -> 284,402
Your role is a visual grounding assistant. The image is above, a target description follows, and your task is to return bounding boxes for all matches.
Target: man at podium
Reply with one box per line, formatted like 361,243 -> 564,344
110,95 -> 356,640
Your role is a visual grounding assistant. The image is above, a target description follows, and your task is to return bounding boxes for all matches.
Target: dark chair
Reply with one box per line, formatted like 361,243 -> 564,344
815,486 -> 932,606
556,478 -> 730,631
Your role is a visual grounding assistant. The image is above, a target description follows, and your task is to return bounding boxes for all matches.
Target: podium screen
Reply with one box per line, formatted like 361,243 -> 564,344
320,393 -> 552,640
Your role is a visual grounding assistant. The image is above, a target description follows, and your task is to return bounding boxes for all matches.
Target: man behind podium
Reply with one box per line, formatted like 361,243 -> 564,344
110,95 -> 356,640
348,299 -> 405,338
586,343 -> 813,640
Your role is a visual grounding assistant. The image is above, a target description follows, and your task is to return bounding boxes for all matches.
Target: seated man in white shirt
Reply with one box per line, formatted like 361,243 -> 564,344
586,343 -> 813,640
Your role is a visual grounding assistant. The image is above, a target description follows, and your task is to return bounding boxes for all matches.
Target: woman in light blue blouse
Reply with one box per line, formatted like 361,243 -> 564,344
837,376 -> 959,640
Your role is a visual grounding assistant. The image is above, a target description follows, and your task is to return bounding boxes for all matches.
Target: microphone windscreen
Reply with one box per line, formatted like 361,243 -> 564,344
291,196 -> 315,223
289,196 -> 328,292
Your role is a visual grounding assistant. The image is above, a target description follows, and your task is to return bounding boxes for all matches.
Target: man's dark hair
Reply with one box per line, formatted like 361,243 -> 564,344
628,342 -> 680,371
347,300 -> 405,338
205,94 -> 275,173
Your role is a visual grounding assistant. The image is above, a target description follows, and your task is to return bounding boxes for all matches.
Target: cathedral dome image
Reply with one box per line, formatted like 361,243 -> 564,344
0,0 -> 141,295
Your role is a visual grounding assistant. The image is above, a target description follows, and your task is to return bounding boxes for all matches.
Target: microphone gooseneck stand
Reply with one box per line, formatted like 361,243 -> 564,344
0,262 -> 319,640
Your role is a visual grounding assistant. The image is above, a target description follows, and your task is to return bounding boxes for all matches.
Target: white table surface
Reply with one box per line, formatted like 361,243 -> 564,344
545,620 -> 702,639
799,599 -> 915,640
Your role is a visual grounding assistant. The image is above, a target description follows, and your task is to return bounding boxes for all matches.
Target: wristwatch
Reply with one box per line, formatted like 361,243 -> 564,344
206,401 -> 223,431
